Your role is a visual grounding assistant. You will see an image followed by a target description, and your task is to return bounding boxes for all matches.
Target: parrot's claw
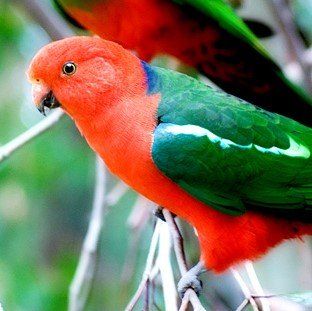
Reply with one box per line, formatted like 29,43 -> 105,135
178,273 -> 203,298
153,206 -> 177,222
153,206 -> 166,222
178,261 -> 206,298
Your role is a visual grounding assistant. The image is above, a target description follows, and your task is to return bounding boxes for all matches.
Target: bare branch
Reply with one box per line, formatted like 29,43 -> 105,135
245,261 -> 270,311
105,182 -> 129,207
69,157 -> 107,311
252,295 -> 305,311
12,0 -> 74,40
145,279 -> 151,311
158,221 -> 178,311
125,220 -> 161,311
231,268 -> 259,311
179,291 -> 191,311
303,47 -> 312,67
297,238 -> 312,289
69,159 -> 128,311
126,197 -> 153,231
235,298 -> 250,311
162,210 -> 206,311
0,109 -> 64,163
270,0 -> 312,92
1,0 -> 76,164
121,197 -> 152,284
162,210 -> 188,274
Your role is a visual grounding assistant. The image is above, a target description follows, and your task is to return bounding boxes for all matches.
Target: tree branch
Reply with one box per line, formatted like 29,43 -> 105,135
69,157 -> 128,311
121,197 -> 152,285
1,0 -> 76,164
0,109 -> 64,163
162,210 -> 188,274
270,0 -> 312,92
158,221 -> 178,311
12,0 -> 74,40
162,210 -> 206,311
125,209 -> 207,311
231,268 -> 259,311
245,261 -> 270,311
69,157 -> 107,311
125,220 -> 161,311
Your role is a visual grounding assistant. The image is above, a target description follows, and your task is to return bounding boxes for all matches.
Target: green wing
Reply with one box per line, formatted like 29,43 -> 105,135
173,0 -> 270,58
172,0 -> 312,124
150,66 -> 312,217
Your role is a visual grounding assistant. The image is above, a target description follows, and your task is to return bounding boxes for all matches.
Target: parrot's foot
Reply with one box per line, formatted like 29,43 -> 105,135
153,206 -> 176,222
153,206 -> 166,221
178,261 -> 206,298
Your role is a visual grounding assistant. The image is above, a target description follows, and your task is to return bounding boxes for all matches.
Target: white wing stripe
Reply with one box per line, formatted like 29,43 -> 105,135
163,124 -> 310,159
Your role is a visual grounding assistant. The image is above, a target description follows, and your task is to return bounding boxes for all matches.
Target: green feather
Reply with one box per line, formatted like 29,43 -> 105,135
150,64 -> 312,218
173,0 -> 270,58
172,0 -> 312,125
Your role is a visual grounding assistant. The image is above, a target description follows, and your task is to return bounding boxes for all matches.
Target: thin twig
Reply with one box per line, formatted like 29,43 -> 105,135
2,0 -> 75,165
297,238 -> 312,290
125,220 -> 161,311
303,47 -> 312,67
0,109 -> 64,163
231,267 -> 259,311
188,290 -> 206,311
105,182 -> 129,206
162,210 -> 206,311
144,279 -> 150,311
235,298 -> 250,311
245,261 -> 270,311
179,290 -> 191,311
126,197 -> 154,230
68,163 -> 127,311
253,295 -> 304,311
158,221 -> 178,311
270,0 -> 312,92
69,157 -> 107,311
12,0 -> 74,40
179,289 -> 206,311
121,198 -> 152,285
162,210 -> 188,274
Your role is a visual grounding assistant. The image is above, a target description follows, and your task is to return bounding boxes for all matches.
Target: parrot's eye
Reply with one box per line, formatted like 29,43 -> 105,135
62,62 -> 77,76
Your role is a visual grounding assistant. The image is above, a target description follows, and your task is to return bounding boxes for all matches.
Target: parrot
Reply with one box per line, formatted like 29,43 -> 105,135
28,37 -> 312,290
52,0 -> 312,127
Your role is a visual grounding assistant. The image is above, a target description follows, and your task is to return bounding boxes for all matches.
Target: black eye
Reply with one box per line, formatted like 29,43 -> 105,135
62,62 -> 77,75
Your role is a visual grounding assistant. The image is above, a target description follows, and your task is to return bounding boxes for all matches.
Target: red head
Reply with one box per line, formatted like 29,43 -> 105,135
27,36 -> 145,120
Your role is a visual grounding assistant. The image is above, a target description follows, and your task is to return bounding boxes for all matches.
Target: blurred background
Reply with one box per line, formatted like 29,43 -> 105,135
0,0 -> 311,310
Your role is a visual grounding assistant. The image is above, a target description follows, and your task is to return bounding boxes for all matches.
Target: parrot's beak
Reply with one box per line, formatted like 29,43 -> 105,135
37,91 -> 61,116
31,83 -> 60,116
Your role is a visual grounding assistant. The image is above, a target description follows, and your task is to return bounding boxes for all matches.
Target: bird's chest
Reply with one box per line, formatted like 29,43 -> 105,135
79,96 -> 161,193
102,125 -> 155,187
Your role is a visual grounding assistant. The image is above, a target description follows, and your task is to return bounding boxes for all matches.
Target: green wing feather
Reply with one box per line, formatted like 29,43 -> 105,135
173,0 -> 270,58
150,65 -> 312,217
172,0 -> 312,118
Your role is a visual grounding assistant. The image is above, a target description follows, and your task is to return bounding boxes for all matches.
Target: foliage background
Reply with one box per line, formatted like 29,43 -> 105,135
0,0 -> 311,310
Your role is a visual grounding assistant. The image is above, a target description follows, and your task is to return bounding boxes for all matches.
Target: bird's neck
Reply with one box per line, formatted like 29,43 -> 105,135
74,89 -> 160,182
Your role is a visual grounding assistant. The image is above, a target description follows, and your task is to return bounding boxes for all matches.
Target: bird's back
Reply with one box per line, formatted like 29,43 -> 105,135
54,0 -> 312,127
145,62 -> 312,222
